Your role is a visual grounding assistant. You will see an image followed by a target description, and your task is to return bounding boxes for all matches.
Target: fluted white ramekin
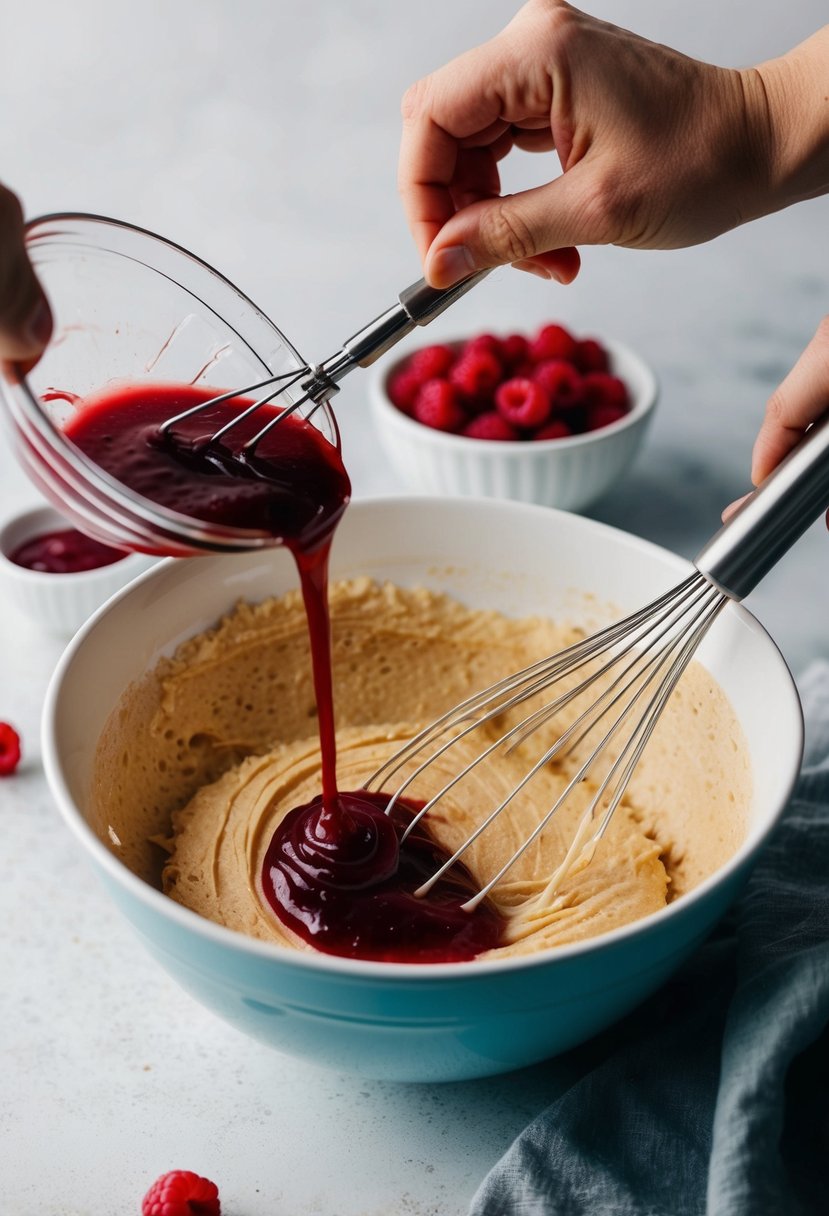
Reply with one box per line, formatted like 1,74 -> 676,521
0,504 -> 157,637
369,336 -> 657,511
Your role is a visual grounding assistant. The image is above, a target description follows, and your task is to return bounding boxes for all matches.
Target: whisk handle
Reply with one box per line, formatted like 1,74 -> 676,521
694,411 -> 829,600
398,270 -> 492,326
321,271 -> 491,382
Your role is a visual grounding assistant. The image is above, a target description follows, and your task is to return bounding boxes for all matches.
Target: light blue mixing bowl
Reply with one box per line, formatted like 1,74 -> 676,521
42,497 -> 803,1082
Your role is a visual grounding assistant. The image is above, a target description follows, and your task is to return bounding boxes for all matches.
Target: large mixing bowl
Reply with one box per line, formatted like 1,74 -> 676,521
42,497 -> 803,1082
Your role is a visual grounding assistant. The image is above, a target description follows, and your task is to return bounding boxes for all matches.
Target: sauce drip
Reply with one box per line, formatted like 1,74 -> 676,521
62,381 -> 504,961
261,790 -> 502,962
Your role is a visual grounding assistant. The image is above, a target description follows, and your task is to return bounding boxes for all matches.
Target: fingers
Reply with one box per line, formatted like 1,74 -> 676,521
423,161 -> 609,287
512,246 -> 581,283
0,183 -> 52,365
398,9 -> 560,267
751,317 -> 829,484
399,60 -> 509,263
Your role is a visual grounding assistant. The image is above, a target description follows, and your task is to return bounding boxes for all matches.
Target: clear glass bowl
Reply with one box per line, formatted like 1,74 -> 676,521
0,213 -> 340,556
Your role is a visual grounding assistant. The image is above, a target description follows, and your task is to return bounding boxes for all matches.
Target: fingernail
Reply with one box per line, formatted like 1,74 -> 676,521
26,298 -> 53,350
428,245 -> 477,287
721,492 -> 752,522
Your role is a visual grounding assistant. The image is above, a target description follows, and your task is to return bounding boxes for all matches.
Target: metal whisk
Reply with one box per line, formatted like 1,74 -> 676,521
158,271 -> 490,452
367,413 -> 829,910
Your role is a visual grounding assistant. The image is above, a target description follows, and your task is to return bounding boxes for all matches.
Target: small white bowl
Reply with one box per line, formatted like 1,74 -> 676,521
0,504 -> 157,636
369,336 -> 658,511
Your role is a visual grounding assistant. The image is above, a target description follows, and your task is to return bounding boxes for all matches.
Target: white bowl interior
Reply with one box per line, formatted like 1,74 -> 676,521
47,496 -> 801,908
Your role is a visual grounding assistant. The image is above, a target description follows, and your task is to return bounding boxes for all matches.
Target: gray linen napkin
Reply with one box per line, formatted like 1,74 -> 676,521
470,662 -> 829,1216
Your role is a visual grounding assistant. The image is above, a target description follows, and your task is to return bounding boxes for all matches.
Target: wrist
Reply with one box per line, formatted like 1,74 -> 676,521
744,26 -> 829,213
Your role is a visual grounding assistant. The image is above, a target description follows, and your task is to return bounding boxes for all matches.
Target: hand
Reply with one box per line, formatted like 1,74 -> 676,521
398,0 -> 803,288
723,318 -> 829,526
0,182 -> 52,366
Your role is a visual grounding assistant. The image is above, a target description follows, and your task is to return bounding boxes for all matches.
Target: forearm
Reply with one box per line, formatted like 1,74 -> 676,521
746,25 -> 829,214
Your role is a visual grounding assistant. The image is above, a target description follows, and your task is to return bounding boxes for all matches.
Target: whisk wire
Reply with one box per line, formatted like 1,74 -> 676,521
534,588 -> 729,904
369,573 -> 704,802
400,577 -> 716,864
369,571 -> 736,910
157,368 -> 307,441
458,583 -> 728,911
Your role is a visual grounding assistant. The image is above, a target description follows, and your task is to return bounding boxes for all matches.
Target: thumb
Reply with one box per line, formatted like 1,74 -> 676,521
424,163 -> 610,288
0,187 -> 53,364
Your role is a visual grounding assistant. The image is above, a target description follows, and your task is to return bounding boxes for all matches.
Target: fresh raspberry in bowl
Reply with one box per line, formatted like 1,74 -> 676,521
449,347 -> 503,405
413,379 -> 466,432
462,411 -> 520,441
495,378 -> 551,430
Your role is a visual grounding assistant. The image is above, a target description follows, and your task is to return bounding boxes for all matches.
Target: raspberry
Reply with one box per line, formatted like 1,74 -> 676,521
461,411 -> 520,441
533,418 -> 573,441
581,372 -> 630,411
449,349 -> 503,402
0,722 -> 21,777
575,337 -> 610,373
461,332 -> 502,360
494,377 -> 551,429
500,332 -> 530,368
533,359 -> 584,409
141,1170 -> 220,1216
408,343 -> 456,381
413,378 -> 465,432
528,323 -> 577,365
586,401 -> 629,431
388,367 -> 422,415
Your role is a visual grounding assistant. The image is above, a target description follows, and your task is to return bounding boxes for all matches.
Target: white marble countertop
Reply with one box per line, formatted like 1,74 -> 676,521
1,2 -> 827,1213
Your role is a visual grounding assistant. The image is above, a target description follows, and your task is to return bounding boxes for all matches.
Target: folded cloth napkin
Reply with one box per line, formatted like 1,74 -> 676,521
470,661 -> 829,1216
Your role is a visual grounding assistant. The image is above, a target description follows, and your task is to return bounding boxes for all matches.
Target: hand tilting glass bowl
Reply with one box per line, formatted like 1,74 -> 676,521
0,213 -> 486,557
0,213 -> 339,557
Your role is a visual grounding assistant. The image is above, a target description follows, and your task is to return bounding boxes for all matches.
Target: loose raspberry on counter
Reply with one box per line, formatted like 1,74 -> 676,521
494,378 -> 551,430
528,323 -> 578,365
141,1169 -> 220,1216
449,349 -> 503,402
462,411 -> 520,441
413,379 -> 466,432
0,722 -> 21,777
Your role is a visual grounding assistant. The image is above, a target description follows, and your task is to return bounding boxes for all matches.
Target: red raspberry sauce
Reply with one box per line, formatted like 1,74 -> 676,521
9,527 -> 125,573
261,789 -> 501,962
62,382 -> 504,962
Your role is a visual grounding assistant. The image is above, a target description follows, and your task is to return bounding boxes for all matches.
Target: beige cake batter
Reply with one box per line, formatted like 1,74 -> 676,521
92,578 -> 751,960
